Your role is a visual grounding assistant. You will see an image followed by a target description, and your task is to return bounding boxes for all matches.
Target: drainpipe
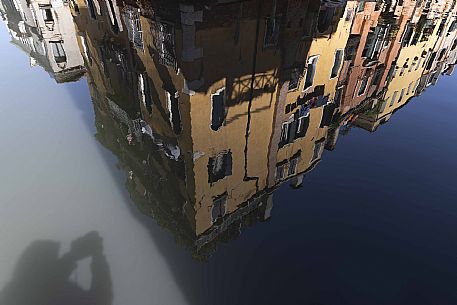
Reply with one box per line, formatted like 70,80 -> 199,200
243,0 -> 262,190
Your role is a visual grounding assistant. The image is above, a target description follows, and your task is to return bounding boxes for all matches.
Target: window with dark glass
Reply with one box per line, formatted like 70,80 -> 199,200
334,86 -> 343,106
41,7 -> 53,22
320,102 -> 336,128
386,63 -> 396,82
208,151 -> 232,183
152,21 -> 176,67
288,68 -> 302,91
451,39 -> 457,51
85,0 -> 96,19
425,52 -> 436,70
399,88 -> 405,102
357,0 -> 365,12
389,91 -> 398,106
167,91 -> 182,134
410,57 -> 418,72
296,105 -> 310,137
357,76 -> 368,96
212,194 -> 227,223
304,56 -> 318,91
317,6 -> 335,33
211,88 -> 226,131
280,122 -> 290,143
264,16 -> 280,47
311,140 -> 324,162
288,157 -> 299,176
276,163 -> 285,181
124,7 -> 143,49
372,66 -> 384,86
50,41 -> 66,63
331,50 -> 343,78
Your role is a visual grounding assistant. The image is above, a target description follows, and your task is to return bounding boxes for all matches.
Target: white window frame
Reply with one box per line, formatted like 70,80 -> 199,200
330,49 -> 344,79
303,55 -> 320,92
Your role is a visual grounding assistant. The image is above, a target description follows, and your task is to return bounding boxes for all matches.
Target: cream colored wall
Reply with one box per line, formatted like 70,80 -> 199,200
179,19 -> 282,235
275,107 -> 328,175
271,3 -> 357,194
190,79 -> 277,234
31,0 -> 84,73
303,2 -> 356,101
285,1 -> 357,105
378,15 -> 442,118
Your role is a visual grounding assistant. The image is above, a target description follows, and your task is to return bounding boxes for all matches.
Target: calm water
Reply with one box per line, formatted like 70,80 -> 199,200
1,0 -> 457,304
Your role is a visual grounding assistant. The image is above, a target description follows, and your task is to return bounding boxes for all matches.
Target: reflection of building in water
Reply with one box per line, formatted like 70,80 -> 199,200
271,0 -> 357,191
355,0 -> 457,131
70,0 -> 308,256
3,0 -> 455,257
337,0 -> 422,115
0,0 -> 84,82
66,0 -> 457,258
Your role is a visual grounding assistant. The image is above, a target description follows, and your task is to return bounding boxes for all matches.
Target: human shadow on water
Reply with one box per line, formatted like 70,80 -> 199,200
0,231 -> 112,305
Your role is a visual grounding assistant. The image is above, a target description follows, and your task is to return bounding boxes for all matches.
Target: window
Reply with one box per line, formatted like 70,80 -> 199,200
386,64 -> 396,83
166,91 -> 182,134
389,91 -> 398,106
334,86 -> 343,106
70,0 -> 80,14
124,7 -> 143,49
400,60 -> 408,76
138,74 -> 153,113
280,122 -> 290,143
151,21 -> 176,67
410,57 -> 418,72
41,7 -> 53,22
317,6 -> 335,33
264,16 -> 280,47
450,20 -> 457,33
398,88 -> 405,102
372,67 -> 384,86
320,102 -> 336,128
451,39 -> 457,51
138,74 -> 146,108
423,51 -> 431,67
311,140 -> 324,162
331,50 -> 343,78
303,56 -> 319,91
288,157 -> 299,176
425,52 -> 436,70
416,57 -> 423,70
357,76 -> 368,96
211,194 -> 227,223
401,24 -> 414,47
288,68 -> 302,91
407,82 -> 412,95
211,88 -> 226,131
50,41 -> 66,63
357,0 -> 365,12
302,11 -> 316,38
379,99 -> 387,112
208,151 -> 232,183
414,79 -> 420,92
296,105 -> 310,136
392,66 -> 398,79
106,0 -> 120,33
437,49 -> 446,61
275,164 -> 285,181
345,8 -> 354,22
85,0 -> 96,19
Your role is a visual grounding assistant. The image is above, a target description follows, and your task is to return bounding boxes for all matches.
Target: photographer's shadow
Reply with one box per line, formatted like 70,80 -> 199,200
0,231 -> 112,305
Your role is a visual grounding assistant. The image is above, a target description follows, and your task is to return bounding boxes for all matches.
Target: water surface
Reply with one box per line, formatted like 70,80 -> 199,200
1,0 -> 457,304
